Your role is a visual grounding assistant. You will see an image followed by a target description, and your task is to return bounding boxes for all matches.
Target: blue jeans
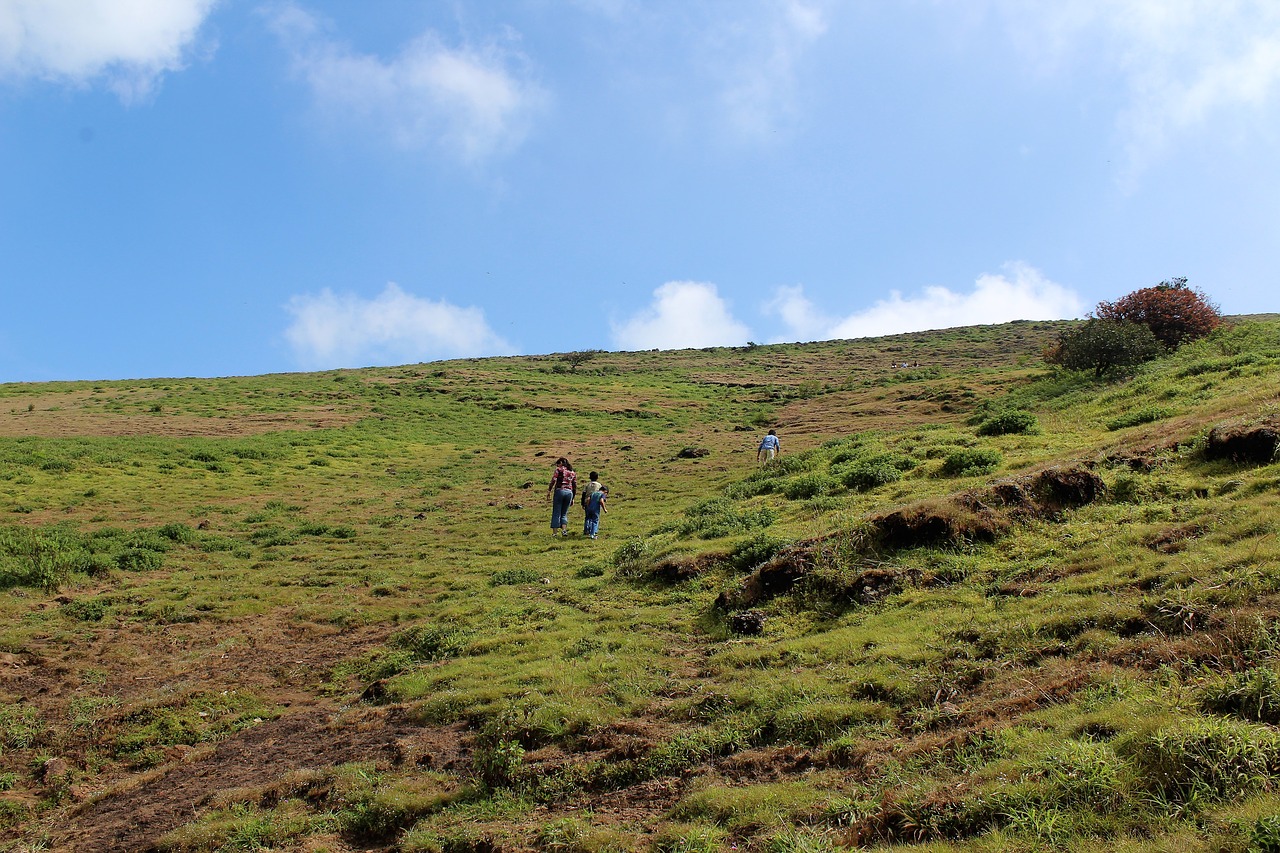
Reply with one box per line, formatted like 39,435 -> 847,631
551,489 -> 574,530
583,511 -> 600,537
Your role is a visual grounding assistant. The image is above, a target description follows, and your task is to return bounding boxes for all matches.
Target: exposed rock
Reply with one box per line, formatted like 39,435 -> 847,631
652,554 -> 716,583
676,447 -> 711,459
728,609 -> 766,635
39,757 -> 70,784
1205,421 -> 1280,464
718,465 -> 1106,609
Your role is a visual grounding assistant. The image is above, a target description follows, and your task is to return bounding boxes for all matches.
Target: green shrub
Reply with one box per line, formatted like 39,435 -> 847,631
1249,815 -> 1280,852
764,829 -> 837,853
575,563 -> 605,578
612,537 -> 650,570
489,567 -> 540,586
116,547 -> 164,572
1123,717 -> 1280,801
156,522 -> 196,543
0,798 -> 28,829
0,704 -> 43,750
840,461 -> 901,492
1106,406 -> 1172,431
298,522 -> 357,538
0,525 -> 88,590
390,623 -> 469,661
1199,667 -> 1280,724
474,738 -> 526,789
62,597 -> 109,622
653,823 -> 725,853
249,526 -> 297,547
940,448 -> 1002,477
781,473 -> 835,500
1032,739 -> 1123,807
678,498 -> 776,538
976,411 -> 1039,436
1046,318 -> 1163,378
728,533 -> 787,571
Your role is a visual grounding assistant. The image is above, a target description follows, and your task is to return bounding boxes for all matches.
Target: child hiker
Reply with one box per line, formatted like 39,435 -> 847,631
583,486 -> 607,539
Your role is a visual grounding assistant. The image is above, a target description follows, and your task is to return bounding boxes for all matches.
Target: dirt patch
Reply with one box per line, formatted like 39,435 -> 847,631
0,387 -> 363,438
0,608 -> 398,851
0,407 -> 361,438
1146,523 -> 1208,554
0,611 -> 390,714
47,706 -> 465,853
648,552 -> 724,584
874,498 -> 1007,550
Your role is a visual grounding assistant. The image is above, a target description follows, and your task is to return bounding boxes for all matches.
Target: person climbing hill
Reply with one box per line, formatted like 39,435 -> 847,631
757,429 -> 780,464
547,457 -> 577,536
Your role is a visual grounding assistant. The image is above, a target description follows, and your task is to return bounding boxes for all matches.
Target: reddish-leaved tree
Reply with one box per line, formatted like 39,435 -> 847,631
1094,277 -> 1221,349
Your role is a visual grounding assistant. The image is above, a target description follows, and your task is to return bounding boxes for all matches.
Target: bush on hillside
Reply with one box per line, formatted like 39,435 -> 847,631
781,473 -> 836,500
678,498 -> 776,538
940,448 -> 1002,477
976,411 -> 1040,436
1045,319 -> 1163,378
840,461 -> 902,491
728,532 -> 787,571
1096,277 -> 1222,349
1106,406 -> 1172,431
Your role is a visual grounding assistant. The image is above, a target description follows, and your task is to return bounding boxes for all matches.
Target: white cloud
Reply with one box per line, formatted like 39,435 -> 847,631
283,283 -> 515,369
766,263 -> 1084,341
267,3 -> 547,164
0,0 -> 217,101
612,281 -> 752,350
712,0 -> 830,140
989,1 -> 1280,182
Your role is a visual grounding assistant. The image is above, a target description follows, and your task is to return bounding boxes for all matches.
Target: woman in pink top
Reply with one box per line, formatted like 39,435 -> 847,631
547,457 -> 577,536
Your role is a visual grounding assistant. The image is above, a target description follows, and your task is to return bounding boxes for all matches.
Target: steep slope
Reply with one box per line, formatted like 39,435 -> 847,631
0,318 -> 1277,852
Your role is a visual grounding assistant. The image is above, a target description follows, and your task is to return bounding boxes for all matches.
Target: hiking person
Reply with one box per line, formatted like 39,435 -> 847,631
547,457 -> 577,536
757,429 -> 780,464
582,486 -> 607,539
581,472 -> 603,508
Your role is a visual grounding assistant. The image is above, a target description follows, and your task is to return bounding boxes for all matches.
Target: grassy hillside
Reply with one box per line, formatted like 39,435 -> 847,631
1,317 -> 1278,853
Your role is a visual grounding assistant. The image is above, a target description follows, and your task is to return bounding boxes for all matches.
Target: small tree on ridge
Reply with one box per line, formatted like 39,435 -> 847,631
1095,277 -> 1221,349
1046,318 -> 1163,378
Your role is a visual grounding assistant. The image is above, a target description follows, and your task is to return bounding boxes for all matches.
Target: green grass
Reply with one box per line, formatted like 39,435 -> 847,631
2,318 -> 1280,850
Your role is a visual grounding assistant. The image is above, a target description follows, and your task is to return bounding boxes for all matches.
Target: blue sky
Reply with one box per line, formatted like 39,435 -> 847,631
2,1 -> 1278,382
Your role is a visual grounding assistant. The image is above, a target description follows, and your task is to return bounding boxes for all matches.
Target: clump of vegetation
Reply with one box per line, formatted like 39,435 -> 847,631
1045,318 -> 1164,378
976,410 -> 1039,436
1199,667 -> 1280,724
839,460 -> 902,491
1096,277 -> 1222,349
677,498 -> 776,539
1106,405 -> 1173,430
728,532 -> 788,571
1045,279 -> 1222,378
780,473 -> 835,500
489,567 -> 540,586
940,448 -> 1002,477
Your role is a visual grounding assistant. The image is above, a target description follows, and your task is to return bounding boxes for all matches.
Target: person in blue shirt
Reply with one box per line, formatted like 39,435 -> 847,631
757,429 -> 780,464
